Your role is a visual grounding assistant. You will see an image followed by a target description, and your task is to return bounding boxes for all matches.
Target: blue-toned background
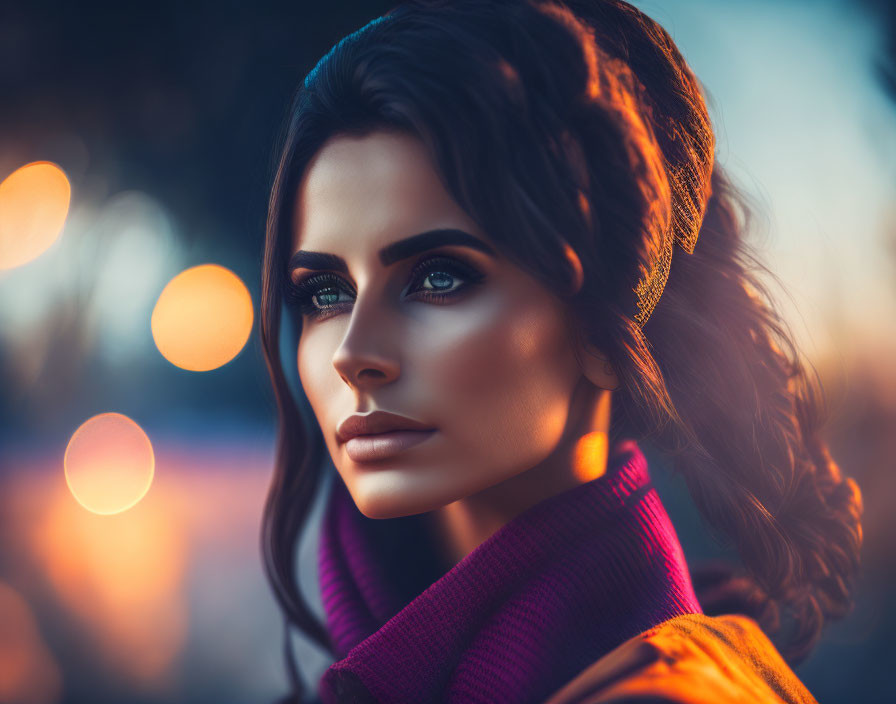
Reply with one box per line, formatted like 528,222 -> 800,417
1,1 -> 894,702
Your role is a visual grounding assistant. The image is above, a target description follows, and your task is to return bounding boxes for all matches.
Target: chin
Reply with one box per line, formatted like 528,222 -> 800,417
355,500 -> 407,520
347,470 -> 458,520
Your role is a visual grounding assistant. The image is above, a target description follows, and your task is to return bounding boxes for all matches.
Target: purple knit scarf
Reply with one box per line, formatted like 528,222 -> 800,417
317,440 -> 702,703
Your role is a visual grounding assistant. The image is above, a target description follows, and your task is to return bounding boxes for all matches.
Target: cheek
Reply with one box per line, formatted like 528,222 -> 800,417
296,328 -> 340,419
418,291 -> 579,462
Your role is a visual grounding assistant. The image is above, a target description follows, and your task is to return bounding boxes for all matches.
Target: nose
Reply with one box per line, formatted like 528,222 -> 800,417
331,296 -> 401,391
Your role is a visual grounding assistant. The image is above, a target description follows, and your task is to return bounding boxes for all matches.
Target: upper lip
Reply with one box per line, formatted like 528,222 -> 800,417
336,411 -> 435,443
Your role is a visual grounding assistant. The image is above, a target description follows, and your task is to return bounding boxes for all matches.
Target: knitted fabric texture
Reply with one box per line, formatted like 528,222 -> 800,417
317,440 -> 702,703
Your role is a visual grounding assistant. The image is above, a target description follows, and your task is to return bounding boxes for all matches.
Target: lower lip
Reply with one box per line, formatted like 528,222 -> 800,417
344,429 -> 437,463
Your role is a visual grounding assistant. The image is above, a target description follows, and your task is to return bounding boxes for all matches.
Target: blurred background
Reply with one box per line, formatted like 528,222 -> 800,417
0,0 -> 894,702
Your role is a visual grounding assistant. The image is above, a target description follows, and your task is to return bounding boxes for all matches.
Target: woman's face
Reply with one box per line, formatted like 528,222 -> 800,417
290,130 -> 588,519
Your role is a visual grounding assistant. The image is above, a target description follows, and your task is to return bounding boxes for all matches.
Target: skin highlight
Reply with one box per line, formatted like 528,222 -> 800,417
290,129 -> 616,568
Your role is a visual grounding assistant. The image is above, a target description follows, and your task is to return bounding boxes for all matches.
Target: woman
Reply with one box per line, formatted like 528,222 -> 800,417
259,1 -> 863,702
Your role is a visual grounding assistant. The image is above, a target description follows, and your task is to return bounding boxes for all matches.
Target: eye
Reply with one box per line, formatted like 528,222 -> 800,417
406,255 -> 485,301
285,272 -> 353,321
286,254 -> 485,322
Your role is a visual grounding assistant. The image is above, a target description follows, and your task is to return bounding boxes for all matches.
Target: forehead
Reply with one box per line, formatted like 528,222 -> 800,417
292,130 -> 479,254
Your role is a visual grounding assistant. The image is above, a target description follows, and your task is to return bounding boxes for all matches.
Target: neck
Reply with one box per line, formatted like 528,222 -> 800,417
428,383 -> 612,569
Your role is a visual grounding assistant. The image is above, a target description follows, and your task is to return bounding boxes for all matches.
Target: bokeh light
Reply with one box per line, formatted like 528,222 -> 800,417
0,581 -> 62,704
0,162 -> 71,270
87,191 -> 180,362
31,478 -> 187,689
151,264 -> 253,372
64,413 -> 155,515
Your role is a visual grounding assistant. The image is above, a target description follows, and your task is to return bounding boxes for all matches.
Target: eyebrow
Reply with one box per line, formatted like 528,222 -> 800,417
288,228 -> 497,278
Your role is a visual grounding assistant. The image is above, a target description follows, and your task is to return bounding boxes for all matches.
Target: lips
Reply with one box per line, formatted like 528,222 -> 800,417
336,410 -> 437,462
336,410 -> 436,444
344,429 -> 437,462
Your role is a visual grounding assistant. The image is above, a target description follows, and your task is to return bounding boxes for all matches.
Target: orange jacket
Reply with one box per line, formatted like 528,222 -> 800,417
543,613 -> 818,704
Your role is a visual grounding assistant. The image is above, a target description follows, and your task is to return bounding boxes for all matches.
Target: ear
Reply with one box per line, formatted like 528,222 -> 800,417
575,336 -> 619,391
559,252 -> 618,390
581,347 -> 619,390
561,241 -> 584,296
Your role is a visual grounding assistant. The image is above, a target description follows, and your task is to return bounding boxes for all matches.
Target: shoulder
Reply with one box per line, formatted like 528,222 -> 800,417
542,613 -> 819,704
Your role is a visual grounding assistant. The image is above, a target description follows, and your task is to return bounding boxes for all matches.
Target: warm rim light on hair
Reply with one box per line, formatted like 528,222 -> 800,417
0,161 -> 71,270
64,412 -> 155,515
151,264 -> 254,372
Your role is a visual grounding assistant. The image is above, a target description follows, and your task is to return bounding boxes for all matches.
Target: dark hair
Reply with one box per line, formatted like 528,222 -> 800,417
260,0 -> 863,699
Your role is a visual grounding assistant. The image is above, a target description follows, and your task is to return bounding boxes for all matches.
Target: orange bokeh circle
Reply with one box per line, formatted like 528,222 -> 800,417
151,264 -> 253,372
64,413 -> 155,515
0,161 -> 71,270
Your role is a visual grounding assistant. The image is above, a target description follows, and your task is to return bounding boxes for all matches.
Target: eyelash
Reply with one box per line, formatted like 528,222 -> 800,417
285,254 -> 486,321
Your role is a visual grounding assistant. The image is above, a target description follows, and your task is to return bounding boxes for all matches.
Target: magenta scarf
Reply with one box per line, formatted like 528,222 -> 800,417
317,440 -> 702,703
